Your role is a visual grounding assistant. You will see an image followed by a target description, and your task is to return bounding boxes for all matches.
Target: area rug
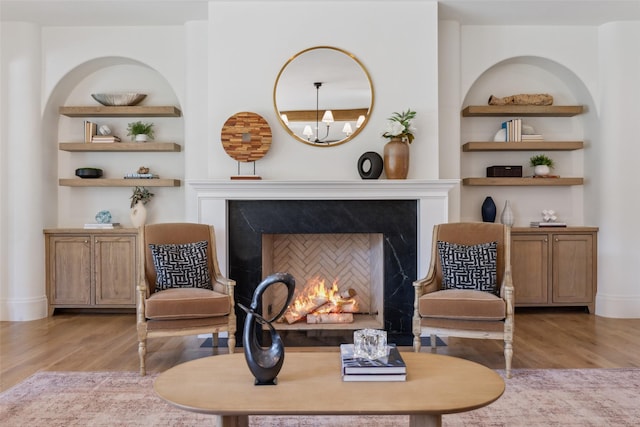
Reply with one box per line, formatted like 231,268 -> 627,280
1,368 -> 638,426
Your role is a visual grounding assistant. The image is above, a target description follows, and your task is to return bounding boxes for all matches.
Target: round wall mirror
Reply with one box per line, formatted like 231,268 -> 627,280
273,46 -> 374,147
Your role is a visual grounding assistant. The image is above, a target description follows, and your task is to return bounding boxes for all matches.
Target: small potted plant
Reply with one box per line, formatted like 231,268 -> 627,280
130,186 -> 154,208
129,186 -> 154,227
126,121 -> 155,142
529,154 -> 554,176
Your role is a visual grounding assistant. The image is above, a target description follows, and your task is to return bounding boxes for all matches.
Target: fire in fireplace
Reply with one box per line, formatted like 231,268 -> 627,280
281,277 -> 358,324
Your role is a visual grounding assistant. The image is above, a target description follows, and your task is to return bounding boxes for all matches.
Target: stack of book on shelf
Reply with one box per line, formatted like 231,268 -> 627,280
500,119 -> 544,142
521,133 -> 544,141
530,221 -> 567,227
124,173 -> 159,179
84,121 -> 97,143
340,343 -> 407,382
91,135 -> 121,143
84,223 -> 121,229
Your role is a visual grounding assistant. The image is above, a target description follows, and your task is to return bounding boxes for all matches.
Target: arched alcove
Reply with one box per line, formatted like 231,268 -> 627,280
43,58 -> 184,228
460,55 -> 597,227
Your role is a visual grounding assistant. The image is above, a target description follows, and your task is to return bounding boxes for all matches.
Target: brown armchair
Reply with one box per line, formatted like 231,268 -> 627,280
137,223 -> 236,376
413,222 -> 514,378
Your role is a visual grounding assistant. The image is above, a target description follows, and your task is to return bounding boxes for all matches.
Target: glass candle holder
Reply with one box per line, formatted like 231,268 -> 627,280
353,328 -> 388,360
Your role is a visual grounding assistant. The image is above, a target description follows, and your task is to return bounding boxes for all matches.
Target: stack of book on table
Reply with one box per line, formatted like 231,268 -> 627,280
530,221 -> 567,227
340,343 -> 406,382
84,223 -> 121,229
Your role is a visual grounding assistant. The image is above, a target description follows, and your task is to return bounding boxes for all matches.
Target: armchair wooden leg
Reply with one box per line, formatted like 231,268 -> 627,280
228,332 -> 236,354
431,334 -> 438,350
138,339 -> 147,376
504,339 -> 513,379
413,333 -> 422,352
212,332 -> 218,350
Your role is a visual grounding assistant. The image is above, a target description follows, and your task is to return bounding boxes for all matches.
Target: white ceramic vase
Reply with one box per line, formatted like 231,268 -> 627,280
500,200 -> 514,227
135,134 -> 148,142
130,201 -> 147,227
534,165 -> 550,176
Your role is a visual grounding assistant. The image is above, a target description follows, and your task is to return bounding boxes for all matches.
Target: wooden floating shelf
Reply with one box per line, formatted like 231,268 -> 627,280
59,178 -> 181,187
59,142 -> 181,152
59,106 -> 182,117
462,141 -> 583,152
462,177 -> 584,186
461,105 -> 584,117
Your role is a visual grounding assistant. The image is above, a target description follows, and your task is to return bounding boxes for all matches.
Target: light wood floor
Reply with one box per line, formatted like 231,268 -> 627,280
2,308 -> 639,392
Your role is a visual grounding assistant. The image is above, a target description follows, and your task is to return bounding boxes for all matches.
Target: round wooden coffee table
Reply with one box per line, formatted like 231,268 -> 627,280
155,352 -> 504,427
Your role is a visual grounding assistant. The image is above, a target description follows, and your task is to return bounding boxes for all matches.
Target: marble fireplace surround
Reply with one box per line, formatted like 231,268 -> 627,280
188,180 -> 458,342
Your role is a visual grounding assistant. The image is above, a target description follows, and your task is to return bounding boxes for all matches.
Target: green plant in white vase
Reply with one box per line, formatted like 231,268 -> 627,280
529,154 -> 554,176
126,121 -> 155,142
129,186 -> 153,228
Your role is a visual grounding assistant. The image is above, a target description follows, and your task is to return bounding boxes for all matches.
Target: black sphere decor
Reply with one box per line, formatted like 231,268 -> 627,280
238,272 -> 296,386
357,151 -> 384,179
481,196 -> 497,222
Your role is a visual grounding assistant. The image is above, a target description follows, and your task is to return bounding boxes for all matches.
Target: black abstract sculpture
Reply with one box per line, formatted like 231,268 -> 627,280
238,272 -> 296,385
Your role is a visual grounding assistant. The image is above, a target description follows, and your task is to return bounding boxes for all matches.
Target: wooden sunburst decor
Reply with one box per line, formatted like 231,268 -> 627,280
221,112 -> 272,179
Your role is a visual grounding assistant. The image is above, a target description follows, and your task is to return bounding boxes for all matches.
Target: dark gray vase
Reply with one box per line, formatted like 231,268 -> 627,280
239,272 -> 296,385
481,196 -> 497,222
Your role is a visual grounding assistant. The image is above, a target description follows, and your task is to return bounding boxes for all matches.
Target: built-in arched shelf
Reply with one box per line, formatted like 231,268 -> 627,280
459,56 -> 594,226
52,60 -> 185,226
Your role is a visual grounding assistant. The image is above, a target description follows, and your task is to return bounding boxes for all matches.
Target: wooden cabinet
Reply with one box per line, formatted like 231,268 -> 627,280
511,227 -> 598,313
44,229 -> 137,314
461,105 -> 584,186
58,105 -> 182,187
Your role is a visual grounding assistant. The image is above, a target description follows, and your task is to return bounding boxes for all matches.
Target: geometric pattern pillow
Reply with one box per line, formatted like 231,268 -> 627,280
149,240 -> 212,291
437,241 -> 498,295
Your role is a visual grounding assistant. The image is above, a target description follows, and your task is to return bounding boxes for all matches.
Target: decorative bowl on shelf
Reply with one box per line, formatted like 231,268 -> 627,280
91,92 -> 146,106
75,168 -> 103,179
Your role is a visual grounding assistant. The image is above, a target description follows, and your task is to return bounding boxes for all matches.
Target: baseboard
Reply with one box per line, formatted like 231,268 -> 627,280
596,293 -> 640,318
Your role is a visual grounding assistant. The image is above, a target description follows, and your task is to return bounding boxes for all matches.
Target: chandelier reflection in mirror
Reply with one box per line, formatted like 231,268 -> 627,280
273,46 -> 374,147
302,82 -> 335,143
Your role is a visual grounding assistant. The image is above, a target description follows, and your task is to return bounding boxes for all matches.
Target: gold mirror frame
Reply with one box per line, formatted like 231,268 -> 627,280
273,46 -> 374,147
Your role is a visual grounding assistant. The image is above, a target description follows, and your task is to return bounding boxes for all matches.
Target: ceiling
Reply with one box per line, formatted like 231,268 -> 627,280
1,0 -> 639,27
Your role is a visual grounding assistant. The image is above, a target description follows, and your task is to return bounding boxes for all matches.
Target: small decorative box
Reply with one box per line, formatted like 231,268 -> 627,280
486,165 -> 523,177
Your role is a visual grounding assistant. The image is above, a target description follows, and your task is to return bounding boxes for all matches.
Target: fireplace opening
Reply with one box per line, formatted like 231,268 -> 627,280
228,199 -> 418,345
262,233 -> 384,331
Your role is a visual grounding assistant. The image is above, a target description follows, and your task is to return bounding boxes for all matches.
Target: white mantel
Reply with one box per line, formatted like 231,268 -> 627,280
187,180 -> 459,278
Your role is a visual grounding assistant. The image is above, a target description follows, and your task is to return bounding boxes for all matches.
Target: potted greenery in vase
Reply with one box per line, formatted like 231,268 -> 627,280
129,186 -> 154,227
126,121 -> 155,142
381,109 -> 416,179
529,154 -> 554,177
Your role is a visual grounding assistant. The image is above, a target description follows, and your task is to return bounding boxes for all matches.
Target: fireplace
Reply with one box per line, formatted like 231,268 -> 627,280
188,180 -> 457,345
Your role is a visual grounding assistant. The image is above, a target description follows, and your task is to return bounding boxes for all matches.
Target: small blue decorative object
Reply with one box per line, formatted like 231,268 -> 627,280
95,210 -> 112,224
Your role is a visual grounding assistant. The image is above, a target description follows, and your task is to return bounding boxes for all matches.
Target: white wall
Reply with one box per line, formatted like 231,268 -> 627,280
1,1 -> 638,320
204,1 -> 440,181
593,22 -> 640,318
0,1 -> 440,320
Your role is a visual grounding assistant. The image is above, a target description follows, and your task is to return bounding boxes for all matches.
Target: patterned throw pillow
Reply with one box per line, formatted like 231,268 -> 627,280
437,241 -> 498,294
149,241 -> 212,291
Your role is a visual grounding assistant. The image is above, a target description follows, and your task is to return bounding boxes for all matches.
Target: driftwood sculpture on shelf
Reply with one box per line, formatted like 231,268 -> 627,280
488,93 -> 553,106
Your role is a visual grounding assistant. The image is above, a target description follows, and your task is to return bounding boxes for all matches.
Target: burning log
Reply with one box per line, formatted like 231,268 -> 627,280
306,312 -> 354,324
282,277 -> 359,324
284,296 -> 328,324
